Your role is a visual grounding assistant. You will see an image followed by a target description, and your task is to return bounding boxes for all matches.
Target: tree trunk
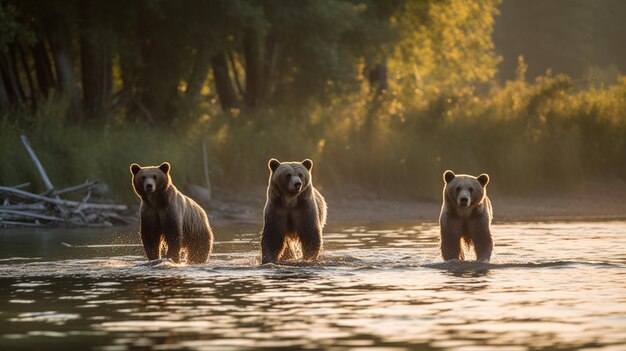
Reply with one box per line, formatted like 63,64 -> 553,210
8,45 -> 26,102
226,50 -> 244,97
262,34 -> 283,101
211,52 -> 238,111
46,15 -> 79,107
0,51 -> 25,105
186,43 -> 212,102
243,28 -> 262,108
0,69 -> 11,110
18,44 -> 37,108
368,58 -> 388,95
31,39 -> 56,97
80,36 -> 112,115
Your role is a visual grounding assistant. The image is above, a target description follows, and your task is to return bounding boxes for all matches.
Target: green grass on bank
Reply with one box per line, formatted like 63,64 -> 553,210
2,74 -> 625,204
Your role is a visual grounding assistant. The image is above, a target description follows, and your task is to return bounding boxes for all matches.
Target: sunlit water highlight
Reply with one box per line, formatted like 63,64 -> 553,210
0,221 -> 625,350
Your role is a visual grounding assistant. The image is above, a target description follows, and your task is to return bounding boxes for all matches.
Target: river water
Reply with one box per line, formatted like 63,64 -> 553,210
0,221 -> 624,350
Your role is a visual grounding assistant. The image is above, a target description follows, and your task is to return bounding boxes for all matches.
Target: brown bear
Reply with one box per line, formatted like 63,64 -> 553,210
439,170 -> 493,262
260,158 -> 327,264
130,162 -> 213,263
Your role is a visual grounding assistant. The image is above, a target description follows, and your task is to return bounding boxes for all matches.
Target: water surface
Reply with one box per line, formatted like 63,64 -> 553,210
0,221 -> 625,350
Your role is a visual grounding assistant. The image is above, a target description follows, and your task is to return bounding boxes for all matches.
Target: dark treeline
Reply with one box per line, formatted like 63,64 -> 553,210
3,0 -> 626,121
0,0 -> 407,121
1,0 -> 626,200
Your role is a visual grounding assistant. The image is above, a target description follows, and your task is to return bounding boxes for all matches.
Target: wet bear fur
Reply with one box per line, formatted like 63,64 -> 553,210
130,162 -> 213,263
439,170 -> 493,262
261,159 -> 327,264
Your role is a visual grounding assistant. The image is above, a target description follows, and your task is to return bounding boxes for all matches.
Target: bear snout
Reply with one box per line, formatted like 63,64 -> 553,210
144,178 -> 156,192
289,176 -> 303,192
457,189 -> 471,207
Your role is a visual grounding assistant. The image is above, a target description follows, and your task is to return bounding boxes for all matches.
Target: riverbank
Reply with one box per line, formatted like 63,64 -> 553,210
203,179 -> 626,227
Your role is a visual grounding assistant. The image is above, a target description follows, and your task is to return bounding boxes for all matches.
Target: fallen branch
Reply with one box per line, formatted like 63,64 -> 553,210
1,220 -> 43,227
0,208 -> 65,222
4,136 -> 132,227
0,203 -> 47,211
0,186 -> 127,211
20,135 -> 54,192
52,181 -> 96,196
11,182 -> 31,190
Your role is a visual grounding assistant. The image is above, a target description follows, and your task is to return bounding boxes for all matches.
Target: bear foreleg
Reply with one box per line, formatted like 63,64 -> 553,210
473,236 -> 493,262
471,229 -> 493,262
297,218 -> 322,262
262,217 -> 288,264
162,215 -> 183,263
261,233 -> 285,264
140,218 -> 161,261
468,217 -> 493,262
440,218 -> 464,261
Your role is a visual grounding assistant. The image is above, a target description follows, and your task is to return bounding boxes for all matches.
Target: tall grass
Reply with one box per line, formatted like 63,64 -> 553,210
1,74 -> 625,203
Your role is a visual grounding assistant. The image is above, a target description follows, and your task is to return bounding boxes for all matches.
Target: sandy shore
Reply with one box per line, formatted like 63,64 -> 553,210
204,180 -> 626,227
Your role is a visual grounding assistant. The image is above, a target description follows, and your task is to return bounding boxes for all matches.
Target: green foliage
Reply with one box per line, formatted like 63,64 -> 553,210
1,0 -> 625,202
391,0 -> 501,90
0,2 -> 33,53
0,96 -> 200,203
2,74 -> 625,202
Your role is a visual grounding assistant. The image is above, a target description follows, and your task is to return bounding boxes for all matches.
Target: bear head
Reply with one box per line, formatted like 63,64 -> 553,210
268,158 -> 313,195
443,170 -> 489,209
130,162 -> 172,199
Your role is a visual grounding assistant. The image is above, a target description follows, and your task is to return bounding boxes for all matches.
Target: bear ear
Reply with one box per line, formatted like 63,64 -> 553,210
478,173 -> 490,187
130,163 -> 141,175
302,159 -> 313,171
268,158 -> 281,172
159,162 -> 171,174
443,170 -> 455,183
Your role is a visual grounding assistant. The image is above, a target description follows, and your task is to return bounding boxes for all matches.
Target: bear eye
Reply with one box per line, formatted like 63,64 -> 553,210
469,187 -> 474,193
298,173 -> 304,178
285,174 -> 291,179
456,186 -> 461,192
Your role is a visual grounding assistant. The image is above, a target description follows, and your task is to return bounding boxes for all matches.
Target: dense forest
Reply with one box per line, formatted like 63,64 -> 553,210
1,0 -> 625,201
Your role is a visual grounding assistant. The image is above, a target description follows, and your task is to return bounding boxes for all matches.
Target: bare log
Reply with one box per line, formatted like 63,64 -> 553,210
52,181 -> 96,196
0,186 -> 127,211
72,189 -> 92,214
1,220 -> 44,227
0,209 -> 65,222
0,203 -> 47,211
11,182 -> 31,189
20,135 -> 54,192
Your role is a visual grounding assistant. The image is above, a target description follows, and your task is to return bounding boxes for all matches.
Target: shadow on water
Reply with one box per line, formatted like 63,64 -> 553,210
0,221 -> 625,350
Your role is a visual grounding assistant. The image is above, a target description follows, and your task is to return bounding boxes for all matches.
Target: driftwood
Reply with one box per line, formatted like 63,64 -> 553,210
0,136 -> 133,228
0,209 -> 65,222
0,186 -> 127,211
52,181 -> 97,196
11,182 -> 31,190
20,135 -> 54,192
0,203 -> 46,211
